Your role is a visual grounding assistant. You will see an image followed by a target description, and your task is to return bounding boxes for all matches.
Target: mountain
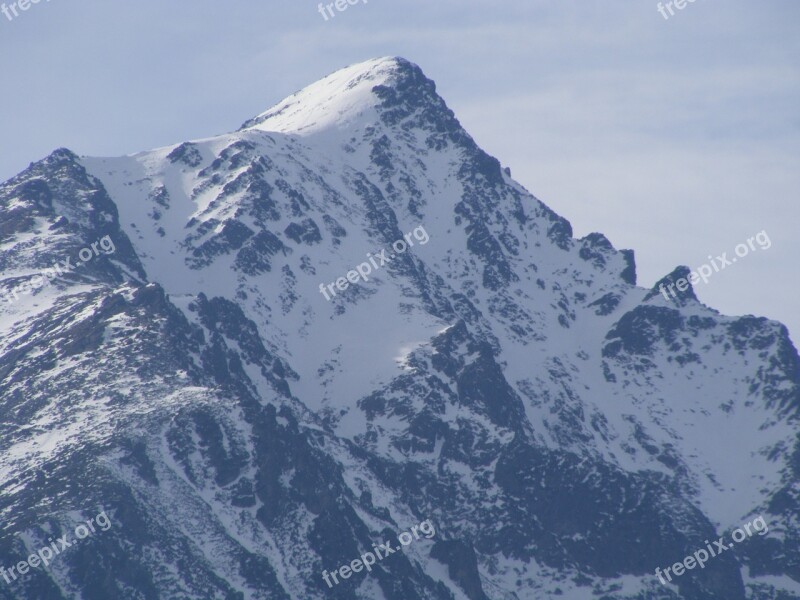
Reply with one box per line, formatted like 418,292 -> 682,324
1,56 -> 798,600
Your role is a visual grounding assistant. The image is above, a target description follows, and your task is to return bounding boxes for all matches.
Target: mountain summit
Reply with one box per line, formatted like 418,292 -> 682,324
240,56 -> 416,134
1,58 -> 798,600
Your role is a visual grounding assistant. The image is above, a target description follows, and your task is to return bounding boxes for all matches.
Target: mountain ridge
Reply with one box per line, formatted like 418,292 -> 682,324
1,57 -> 798,600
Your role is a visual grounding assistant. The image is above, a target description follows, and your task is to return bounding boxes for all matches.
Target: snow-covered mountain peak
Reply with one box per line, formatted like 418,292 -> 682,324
2,58 -> 799,600
240,56 -> 419,136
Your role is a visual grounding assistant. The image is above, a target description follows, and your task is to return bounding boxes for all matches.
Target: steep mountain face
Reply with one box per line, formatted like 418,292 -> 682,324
1,57 -> 798,600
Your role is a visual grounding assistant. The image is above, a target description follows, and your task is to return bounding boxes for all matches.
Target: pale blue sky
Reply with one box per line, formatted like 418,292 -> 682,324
1,0 -> 798,342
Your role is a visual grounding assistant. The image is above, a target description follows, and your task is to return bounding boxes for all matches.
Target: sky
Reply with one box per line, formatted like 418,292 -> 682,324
1,0 -> 798,343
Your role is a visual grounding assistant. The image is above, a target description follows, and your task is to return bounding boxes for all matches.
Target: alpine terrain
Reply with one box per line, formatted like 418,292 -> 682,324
1,57 -> 798,600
